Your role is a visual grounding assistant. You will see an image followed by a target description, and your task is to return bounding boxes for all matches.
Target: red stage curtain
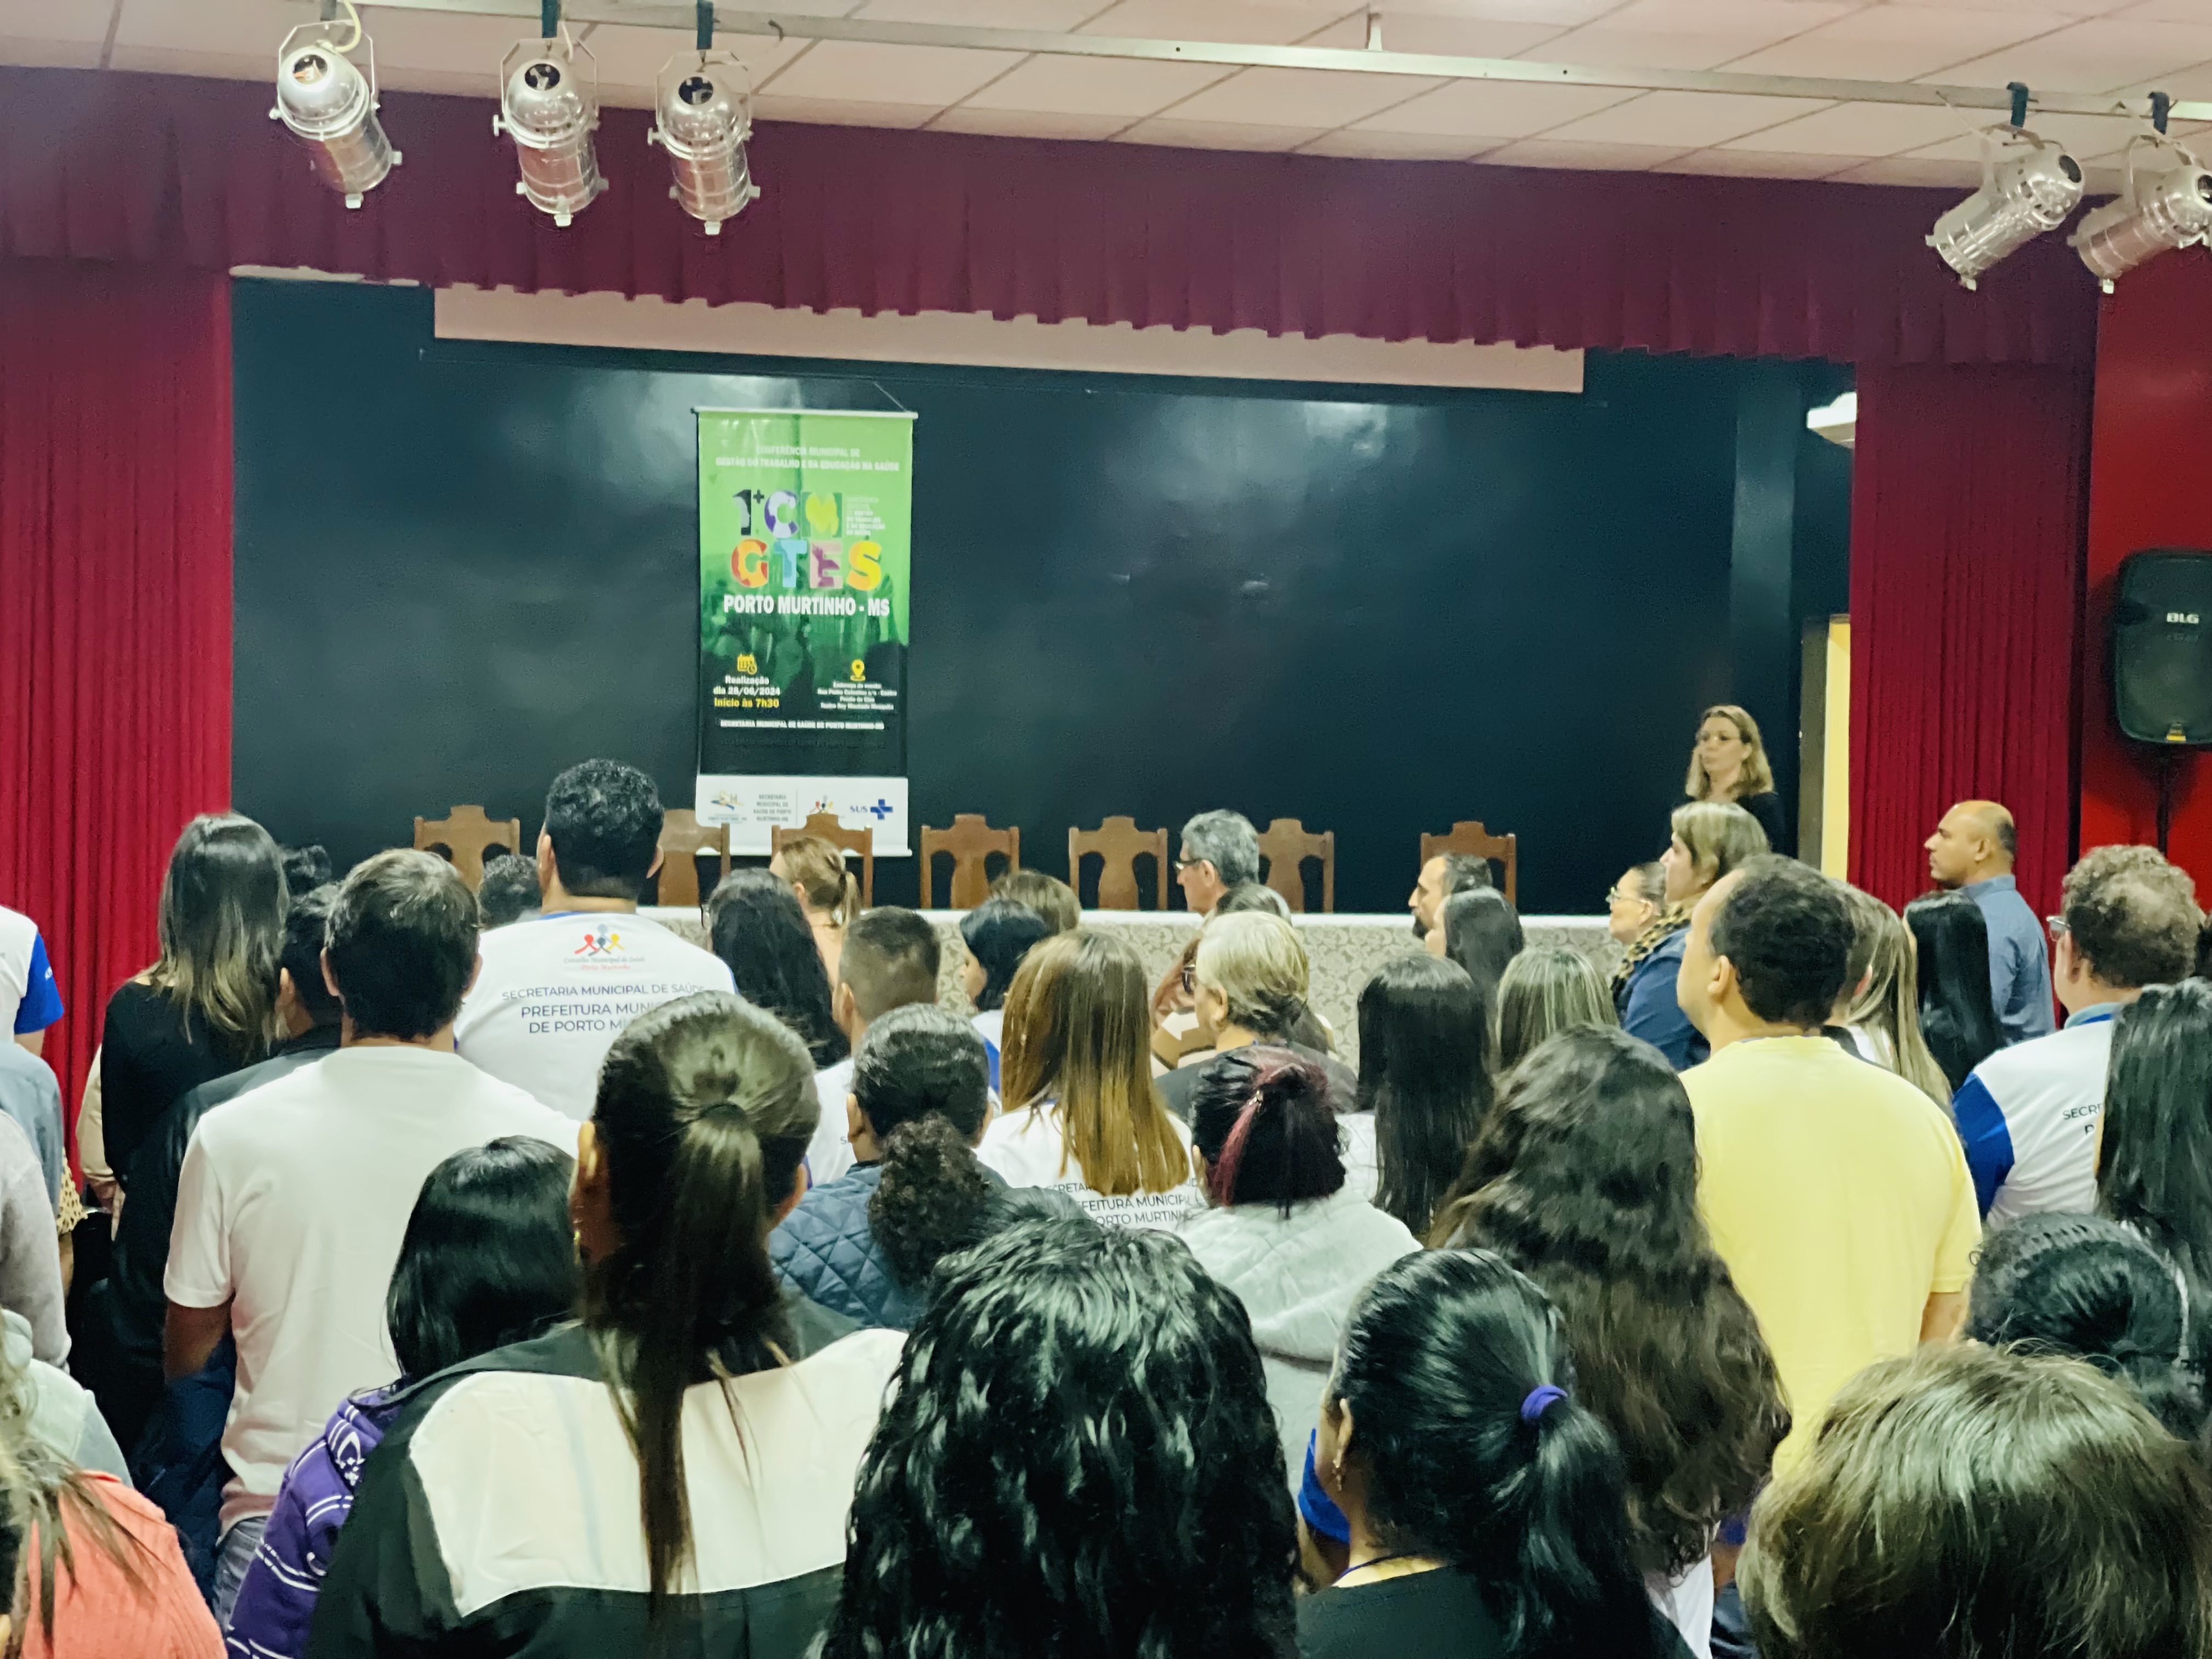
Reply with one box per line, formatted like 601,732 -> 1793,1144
1847,362 -> 2091,918
0,66 -> 2093,369
0,261 -> 234,1137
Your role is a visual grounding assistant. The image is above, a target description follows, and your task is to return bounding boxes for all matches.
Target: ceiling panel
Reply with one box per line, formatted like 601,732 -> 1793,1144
1378,0 -> 1634,24
1900,110 -> 2149,164
1079,1 -> 1353,46
1116,116 -> 1334,149
1536,0 -> 1859,74
1827,153 -> 1988,186
114,0 -> 297,55
0,1 -> 108,43
1541,88 -> 1831,148
1716,100 -> 1989,157
760,37 -> 1021,102
1936,18 -> 2212,93
342,8 -> 537,75
928,104 -> 1129,138
751,93 -> 945,128
2120,0 -> 2212,20
1165,64 -> 1446,126
1882,0 -> 2148,16
592,25 -> 815,104
1660,148 -> 1847,177
1478,137 -> 1692,168
1347,78 -> 1634,137
853,0 -> 1107,25
1720,7 -> 2081,82
1304,12 -> 1569,56
1297,126 -> 1487,159
953,53 -> 1228,115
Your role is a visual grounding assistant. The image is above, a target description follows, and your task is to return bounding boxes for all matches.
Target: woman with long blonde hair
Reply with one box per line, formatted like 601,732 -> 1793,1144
1613,801 -> 1768,1071
1684,704 -> 1785,851
1834,886 -> 1951,1104
978,929 -> 1200,1231
770,834 -> 859,981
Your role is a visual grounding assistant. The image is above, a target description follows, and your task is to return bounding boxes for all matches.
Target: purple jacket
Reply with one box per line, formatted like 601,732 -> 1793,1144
224,1389 -> 402,1659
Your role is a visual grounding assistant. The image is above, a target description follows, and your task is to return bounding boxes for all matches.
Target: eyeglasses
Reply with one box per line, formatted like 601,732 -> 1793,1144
1606,886 -> 1645,906
2046,915 -> 2069,941
1180,961 -> 1197,994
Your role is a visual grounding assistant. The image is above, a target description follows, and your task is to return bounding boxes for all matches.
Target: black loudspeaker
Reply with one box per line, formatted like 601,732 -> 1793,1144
2112,550 -> 2212,746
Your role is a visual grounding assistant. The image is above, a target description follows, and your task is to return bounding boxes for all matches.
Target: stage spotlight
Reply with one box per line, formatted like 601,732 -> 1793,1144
2071,132 -> 2212,294
648,49 -> 760,235
269,1 -> 399,208
1928,125 -> 2083,290
494,21 -> 607,228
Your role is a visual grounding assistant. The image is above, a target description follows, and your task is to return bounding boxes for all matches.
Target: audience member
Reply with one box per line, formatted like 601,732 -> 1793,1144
1966,1213 -> 2205,1440
822,1219 -> 1290,1659
278,844 -> 331,895
1925,799 -> 2054,1042
1430,887 -> 1524,1038
1175,809 -> 1260,916
2199,910 -> 2212,979
1606,861 -> 1667,946
958,898 -> 1050,1089
1152,881 -> 1304,1039
1302,1249 -> 1689,1659
455,760 -> 733,1120
225,1137 -> 579,1659
772,834 -> 861,980
1677,856 -> 1978,1474
164,850 -> 574,1622
1683,704 -> 1784,850
978,929 -> 1200,1230
775,1007 -> 1072,1330
1493,947 -> 1617,1074
472,849 -> 541,928
313,992 -> 904,1657
1613,802 -> 1765,1070
1831,885 -> 1950,1102
1163,912 -> 1354,1124
1904,890 -> 2003,1096
2098,978 -> 2212,1351
1430,1028 -> 1788,1653
0,1113 -> 63,1372
1,1301 -> 126,1482
0,901 -> 63,1058
1356,954 -> 1489,1234
101,813 -> 285,1183
1739,1344 -> 2212,1659
806,906 -> 943,1184
1408,851 -> 1490,941
707,868 -> 849,1068
1954,844 -> 2198,1224
0,1043 -> 62,1210
989,868 -> 1080,935
1180,1049 -> 1419,1476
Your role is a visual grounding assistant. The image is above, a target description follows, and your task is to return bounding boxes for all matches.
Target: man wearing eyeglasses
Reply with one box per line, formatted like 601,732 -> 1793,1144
1925,800 -> 2052,1044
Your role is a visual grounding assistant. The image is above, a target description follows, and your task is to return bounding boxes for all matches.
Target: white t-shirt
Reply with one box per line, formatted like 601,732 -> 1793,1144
164,1046 -> 576,1533
455,912 -> 735,1121
976,1102 -> 1201,1231
0,906 -> 61,1041
1338,1111 -> 1378,1203
809,1058 -> 856,1187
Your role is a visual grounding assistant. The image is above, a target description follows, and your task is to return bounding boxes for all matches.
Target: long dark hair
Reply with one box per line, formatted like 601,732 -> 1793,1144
2100,980 -> 2212,1295
1429,1026 -> 1788,1576
823,1219 -> 1296,1659
1439,888 -> 1525,1038
585,991 -> 819,1619
386,1137 -> 579,1381
147,811 -> 286,1057
960,899 -> 1051,1014
1328,1250 -> 1669,1659
1904,891 -> 2002,1093
1358,955 -> 1491,1236
1188,1048 -> 1346,1217
706,868 -> 849,1066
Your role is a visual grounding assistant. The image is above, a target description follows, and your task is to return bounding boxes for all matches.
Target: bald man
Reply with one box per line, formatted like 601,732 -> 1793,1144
1926,801 -> 2054,1043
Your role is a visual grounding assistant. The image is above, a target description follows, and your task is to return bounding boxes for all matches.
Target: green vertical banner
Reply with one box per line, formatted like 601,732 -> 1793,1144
695,409 -> 915,854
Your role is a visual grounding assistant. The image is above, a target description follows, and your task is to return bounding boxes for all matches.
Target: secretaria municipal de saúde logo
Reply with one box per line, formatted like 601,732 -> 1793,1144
572,926 -> 628,960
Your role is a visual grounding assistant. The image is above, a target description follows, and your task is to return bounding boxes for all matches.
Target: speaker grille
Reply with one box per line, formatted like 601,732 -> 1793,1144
2113,551 -> 2212,746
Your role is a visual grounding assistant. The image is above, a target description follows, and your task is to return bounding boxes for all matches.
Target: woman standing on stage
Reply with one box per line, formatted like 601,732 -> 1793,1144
1684,706 -> 1786,852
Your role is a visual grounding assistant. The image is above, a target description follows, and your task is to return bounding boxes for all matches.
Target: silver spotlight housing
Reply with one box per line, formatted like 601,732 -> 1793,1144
648,50 -> 760,234
2071,132 -> 2212,293
1928,126 -> 2084,290
269,19 -> 399,208
493,27 -> 607,228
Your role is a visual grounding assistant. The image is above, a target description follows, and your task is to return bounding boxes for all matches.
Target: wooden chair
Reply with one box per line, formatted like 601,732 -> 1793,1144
654,809 -> 731,909
1067,817 -> 1169,911
413,805 -> 521,891
1420,821 -> 1519,906
771,813 -> 875,907
919,815 -> 1019,910
1256,818 -> 1335,914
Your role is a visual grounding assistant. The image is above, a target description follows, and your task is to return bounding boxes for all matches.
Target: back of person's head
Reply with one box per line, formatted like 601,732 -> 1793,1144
151,811 -> 286,1055
1708,855 -> 1852,1028
1740,1342 -> 2212,1659
1440,888 -> 1525,1017
706,868 -> 847,1066
387,1137 -> 578,1381
1328,1249 -> 1669,1659
855,1006 -> 997,1288
476,851 -> 543,929
853,1004 -> 990,1145
1627,861 -> 1666,907
823,1219 -> 1294,1659
775,834 -> 860,928
1194,911 -> 1312,1043
989,869 -> 1080,935
325,850 -> 479,1040
543,759 -> 663,901
1430,1027 -> 1788,1576
2101,978 -> 2212,1289
1215,881 -> 1291,919
1438,852 -> 1494,896
280,843 -> 332,893
1669,802 -> 1769,894
1000,929 -> 1185,1198
1967,1213 -> 2205,1439
1358,954 -> 1491,1237
838,906 -> 941,1023
1178,810 -> 1261,887
1905,890 -> 2003,1094
585,991 -> 818,1613
279,882 -> 343,1029
1835,884 -> 1949,1101
1494,947 -> 1617,1074
2062,844 -> 2200,992
1188,1047 -> 1345,1216
959,899 -> 1051,1014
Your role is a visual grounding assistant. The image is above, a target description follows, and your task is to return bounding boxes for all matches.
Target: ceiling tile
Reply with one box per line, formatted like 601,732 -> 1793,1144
1882,0 -> 2150,16
0,1 -> 107,44
0,36 -> 103,68
1080,1 -> 1352,47
1348,78 -> 1634,138
1721,7 -> 2083,82
955,53 -> 1229,115
1116,116 -> 1331,149
1379,0 -> 1632,23
2120,0 -> 2212,20
1477,137 -> 1692,170
1296,127 -> 1488,159
750,94 -> 945,129
928,105 -> 1132,139
1936,19 -> 2212,94
1716,101 -> 1991,157
1289,10 -> 1567,55
1165,65 -> 1446,126
1542,89 -> 1832,148
1902,111 -> 2147,162
1535,0 -> 1859,74
760,38 -> 1022,103
1658,148 -> 1845,178
854,0 -> 1107,25
588,25 -> 814,106
113,0 -> 297,55
345,9 -> 540,76
1827,154 -> 1988,187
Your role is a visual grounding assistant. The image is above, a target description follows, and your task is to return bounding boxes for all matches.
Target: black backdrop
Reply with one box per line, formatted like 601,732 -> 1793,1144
232,278 -> 1844,913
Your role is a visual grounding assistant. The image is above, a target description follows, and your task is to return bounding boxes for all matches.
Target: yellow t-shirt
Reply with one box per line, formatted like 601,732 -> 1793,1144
1684,1035 -> 1980,1474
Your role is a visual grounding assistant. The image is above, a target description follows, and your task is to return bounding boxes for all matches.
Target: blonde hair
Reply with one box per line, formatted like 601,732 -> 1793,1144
1000,929 -> 1187,1197
1193,911 -> 1311,1041
775,835 -> 859,928
1495,947 -> 1619,1073
1685,704 -> 1776,802
1837,887 -> 1951,1104
1669,801 -> 1770,896
145,812 -> 285,1058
